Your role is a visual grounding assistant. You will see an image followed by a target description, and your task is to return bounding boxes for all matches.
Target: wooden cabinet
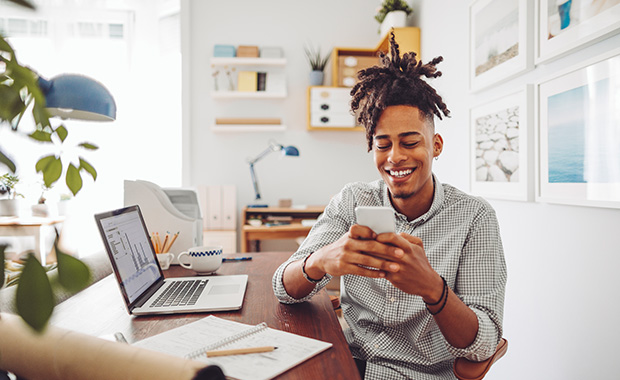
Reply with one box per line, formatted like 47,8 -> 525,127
210,57 -> 287,132
241,206 -> 325,252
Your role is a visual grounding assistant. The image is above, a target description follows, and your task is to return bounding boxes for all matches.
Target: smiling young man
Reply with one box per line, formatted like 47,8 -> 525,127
272,34 -> 507,380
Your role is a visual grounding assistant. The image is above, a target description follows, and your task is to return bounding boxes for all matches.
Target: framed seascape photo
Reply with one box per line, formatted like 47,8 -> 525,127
537,48 -> 620,208
537,0 -> 620,63
470,86 -> 534,201
469,0 -> 533,92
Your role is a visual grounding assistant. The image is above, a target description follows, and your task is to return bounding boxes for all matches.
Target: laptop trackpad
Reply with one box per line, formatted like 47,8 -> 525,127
209,284 -> 240,295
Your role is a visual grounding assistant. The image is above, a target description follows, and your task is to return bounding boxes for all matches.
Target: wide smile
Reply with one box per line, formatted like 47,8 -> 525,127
387,168 -> 415,179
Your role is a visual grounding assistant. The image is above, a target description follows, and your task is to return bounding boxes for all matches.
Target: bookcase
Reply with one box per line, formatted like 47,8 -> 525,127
210,57 -> 287,132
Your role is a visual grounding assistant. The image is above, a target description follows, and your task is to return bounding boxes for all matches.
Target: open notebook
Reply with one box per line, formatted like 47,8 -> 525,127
133,316 -> 332,380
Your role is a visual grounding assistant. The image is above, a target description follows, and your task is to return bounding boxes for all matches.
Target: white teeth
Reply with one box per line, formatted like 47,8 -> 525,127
389,169 -> 412,178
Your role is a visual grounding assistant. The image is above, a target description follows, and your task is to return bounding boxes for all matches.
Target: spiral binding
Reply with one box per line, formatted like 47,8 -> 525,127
185,322 -> 268,359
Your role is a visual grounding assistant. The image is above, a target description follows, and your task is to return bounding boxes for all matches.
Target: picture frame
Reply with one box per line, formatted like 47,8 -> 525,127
469,0 -> 533,92
536,47 -> 620,209
536,0 -> 620,64
470,86 -> 534,201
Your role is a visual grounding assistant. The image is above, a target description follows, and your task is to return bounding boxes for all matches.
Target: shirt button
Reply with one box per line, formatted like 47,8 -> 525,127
390,297 -> 395,303
374,344 -> 380,349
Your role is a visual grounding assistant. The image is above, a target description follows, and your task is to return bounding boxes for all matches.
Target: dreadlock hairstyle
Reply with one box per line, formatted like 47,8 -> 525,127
350,32 -> 451,151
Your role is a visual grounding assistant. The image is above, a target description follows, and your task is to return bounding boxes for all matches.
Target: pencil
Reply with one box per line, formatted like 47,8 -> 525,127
205,346 -> 277,357
161,233 -> 169,253
165,231 -> 179,252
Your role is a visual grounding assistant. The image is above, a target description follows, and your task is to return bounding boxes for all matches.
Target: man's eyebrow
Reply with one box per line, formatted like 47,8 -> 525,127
374,131 -> 421,140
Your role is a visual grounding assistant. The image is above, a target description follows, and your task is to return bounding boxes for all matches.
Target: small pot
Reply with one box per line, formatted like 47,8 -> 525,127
309,70 -> 324,86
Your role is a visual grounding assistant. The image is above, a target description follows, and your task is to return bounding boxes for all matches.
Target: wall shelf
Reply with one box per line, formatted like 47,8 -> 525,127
211,124 -> 287,132
211,91 -> 287,99
211,57 -> 287,67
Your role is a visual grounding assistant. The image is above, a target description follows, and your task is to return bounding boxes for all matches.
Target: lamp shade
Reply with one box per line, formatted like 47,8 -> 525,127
282,145 -> 299,157
37,74 -> 116,121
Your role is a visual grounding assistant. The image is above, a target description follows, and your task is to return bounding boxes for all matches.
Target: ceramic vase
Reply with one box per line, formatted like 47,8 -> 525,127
309,70 -> 324,86
380,10 -> 407,37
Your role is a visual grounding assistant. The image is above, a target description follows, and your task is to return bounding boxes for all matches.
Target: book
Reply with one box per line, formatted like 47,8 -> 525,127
257,72 -> 267,91
133,315 -> 332,380
237,71 -> 258,92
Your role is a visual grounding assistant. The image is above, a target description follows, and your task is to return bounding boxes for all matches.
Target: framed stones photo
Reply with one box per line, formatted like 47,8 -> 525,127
536,0 -> 620,64
469,0 -> 533,92
536,47 -> 620,209
470,86 -> 534,201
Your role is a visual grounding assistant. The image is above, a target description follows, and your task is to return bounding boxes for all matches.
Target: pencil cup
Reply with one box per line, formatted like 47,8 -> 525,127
178,246 -> 223,275
156,252 -> 173,270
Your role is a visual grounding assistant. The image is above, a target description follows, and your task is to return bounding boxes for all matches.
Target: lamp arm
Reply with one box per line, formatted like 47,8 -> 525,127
247,142 -> 282,165
249,162 -> 261,201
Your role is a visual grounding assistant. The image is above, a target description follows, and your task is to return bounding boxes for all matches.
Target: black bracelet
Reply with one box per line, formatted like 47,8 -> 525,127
426,277 -> 449,316
424,276 -> 447,306
302,254 -> 324,284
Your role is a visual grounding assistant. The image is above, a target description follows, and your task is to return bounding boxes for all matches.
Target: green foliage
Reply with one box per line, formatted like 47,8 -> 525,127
15,253 -> 55,332
375,0 -> 413,24
0,34 -> 99,196
304,45 -> 331,72
2,236 -> 91,333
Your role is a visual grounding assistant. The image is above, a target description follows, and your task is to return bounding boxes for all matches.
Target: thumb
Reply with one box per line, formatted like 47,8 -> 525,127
400,233 -> 423,248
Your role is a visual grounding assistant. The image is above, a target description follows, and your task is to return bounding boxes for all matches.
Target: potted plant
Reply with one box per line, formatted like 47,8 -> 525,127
304,44 -> 331,86
375,0 -> 413,36
0,173 -> 23,216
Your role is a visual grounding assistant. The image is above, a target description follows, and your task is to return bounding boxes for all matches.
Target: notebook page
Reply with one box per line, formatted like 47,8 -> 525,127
133,316 -> 333,380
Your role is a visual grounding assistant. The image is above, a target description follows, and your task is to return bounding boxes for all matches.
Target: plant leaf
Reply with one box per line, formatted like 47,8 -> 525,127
55,125 -> 68,142
78,142 -> 99,150
0,149 -> 16,173
66,163 -> 83,195
29,129 -> 53,142
39,156 -> 62,187
79,157 -> 97,180
0,85 -> 26,121
15,253 -> 54,332
56,244 -> 91,294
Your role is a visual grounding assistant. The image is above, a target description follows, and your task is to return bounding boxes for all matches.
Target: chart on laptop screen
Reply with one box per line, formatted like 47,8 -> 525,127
99,210 -> 160,303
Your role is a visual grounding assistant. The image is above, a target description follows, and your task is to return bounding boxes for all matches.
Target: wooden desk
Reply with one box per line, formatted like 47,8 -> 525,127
241,207 -> 324,252
51,251 -> 359,380
0,216 -> 64,264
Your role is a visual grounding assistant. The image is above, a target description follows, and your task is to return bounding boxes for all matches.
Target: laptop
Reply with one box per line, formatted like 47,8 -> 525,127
94,205 -> 248,316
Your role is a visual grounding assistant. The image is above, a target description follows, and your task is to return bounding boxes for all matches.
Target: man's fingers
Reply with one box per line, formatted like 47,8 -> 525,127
349,224 -> 376,240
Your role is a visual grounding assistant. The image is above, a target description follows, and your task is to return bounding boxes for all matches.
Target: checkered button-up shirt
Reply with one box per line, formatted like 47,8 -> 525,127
272,176 -> 507,380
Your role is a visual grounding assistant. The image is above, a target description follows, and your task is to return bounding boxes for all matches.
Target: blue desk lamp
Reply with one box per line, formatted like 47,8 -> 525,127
248,140 -> 299,208
37,74 -> 116,121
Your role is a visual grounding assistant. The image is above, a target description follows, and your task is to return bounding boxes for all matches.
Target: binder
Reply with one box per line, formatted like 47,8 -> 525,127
221,185 -> 237,230
207,185 -> 222,230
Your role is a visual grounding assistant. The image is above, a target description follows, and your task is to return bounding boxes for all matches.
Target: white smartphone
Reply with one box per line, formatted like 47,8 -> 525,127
354,206 -> 396,234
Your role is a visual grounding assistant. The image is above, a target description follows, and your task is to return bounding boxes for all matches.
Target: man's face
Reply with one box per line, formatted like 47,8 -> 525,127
373,105 -> 443,202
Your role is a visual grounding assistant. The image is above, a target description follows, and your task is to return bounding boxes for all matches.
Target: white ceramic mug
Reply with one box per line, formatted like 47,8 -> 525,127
177,246 -> 223,274
156,252 -> 173,270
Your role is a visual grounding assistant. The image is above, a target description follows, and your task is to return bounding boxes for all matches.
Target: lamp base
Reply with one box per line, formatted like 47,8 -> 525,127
247,204 -> 268,208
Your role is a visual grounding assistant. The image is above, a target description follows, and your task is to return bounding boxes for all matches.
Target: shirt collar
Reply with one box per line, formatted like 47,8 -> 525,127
381,173 -> 445,225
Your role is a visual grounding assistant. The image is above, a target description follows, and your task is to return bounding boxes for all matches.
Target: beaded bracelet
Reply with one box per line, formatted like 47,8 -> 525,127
302,254 -> 324,284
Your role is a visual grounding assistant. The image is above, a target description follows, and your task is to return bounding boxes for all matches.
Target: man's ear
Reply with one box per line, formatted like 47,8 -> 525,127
433,133 -> 444,158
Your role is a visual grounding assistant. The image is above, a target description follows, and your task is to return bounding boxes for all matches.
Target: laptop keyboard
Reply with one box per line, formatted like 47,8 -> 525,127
151,279 -> 208,308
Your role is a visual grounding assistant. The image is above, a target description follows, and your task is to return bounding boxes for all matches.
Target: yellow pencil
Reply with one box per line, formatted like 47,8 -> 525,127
161,233 -> 169,253
206,346 -> 277,357
166,231 -> 179,252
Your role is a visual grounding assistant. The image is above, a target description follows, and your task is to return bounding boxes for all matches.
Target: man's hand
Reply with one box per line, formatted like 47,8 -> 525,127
304,224 -> 403,280
373,233 -> 443,302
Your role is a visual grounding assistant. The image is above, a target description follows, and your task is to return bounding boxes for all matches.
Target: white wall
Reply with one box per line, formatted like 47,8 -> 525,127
186,1 -> 620,378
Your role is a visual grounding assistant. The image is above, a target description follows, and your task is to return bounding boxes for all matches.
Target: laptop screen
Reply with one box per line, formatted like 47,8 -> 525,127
96,205 -> 163,304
